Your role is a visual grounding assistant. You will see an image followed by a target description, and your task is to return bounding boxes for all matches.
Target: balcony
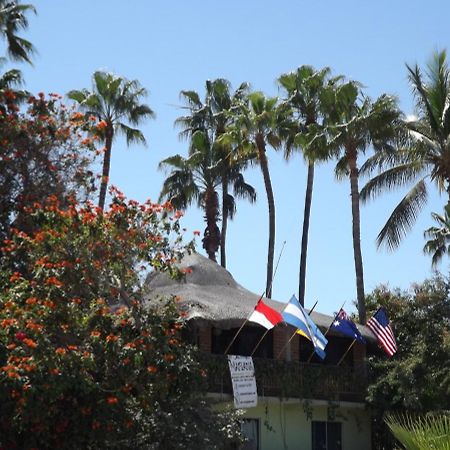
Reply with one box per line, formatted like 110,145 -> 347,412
201,353 -> 367,403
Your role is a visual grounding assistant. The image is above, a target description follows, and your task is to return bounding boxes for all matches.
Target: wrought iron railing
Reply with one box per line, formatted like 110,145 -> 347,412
200,353 -> 367,403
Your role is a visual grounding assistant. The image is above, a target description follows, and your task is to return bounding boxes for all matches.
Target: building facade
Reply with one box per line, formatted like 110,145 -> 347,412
145,252 -> 376,450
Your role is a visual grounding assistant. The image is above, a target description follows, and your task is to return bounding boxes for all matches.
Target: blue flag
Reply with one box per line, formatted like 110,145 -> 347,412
330,309 -> 365,343
282,295 -> 311,340
282,295 -> 328,359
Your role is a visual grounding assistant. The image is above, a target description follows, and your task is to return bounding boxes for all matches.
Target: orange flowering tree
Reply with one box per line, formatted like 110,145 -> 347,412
0,90 -> 97,244
0,193 -> 241,449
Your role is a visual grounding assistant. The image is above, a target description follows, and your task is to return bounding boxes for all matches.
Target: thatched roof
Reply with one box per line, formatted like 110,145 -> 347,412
144,252 -> 375,341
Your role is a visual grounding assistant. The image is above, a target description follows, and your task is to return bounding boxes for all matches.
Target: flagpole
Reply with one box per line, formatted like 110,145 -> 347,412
276,300 -> 319,360
224,241 -> 287,356
266,240 -> 286,299
250,329 -> 270,357
276,327 -> 297,359
306,300 -> 346,363
224,311 -> 254,355
337,339 -> 356,366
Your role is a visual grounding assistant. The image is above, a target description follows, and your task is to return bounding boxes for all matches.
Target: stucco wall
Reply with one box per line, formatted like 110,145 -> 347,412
240,398 -> 371,450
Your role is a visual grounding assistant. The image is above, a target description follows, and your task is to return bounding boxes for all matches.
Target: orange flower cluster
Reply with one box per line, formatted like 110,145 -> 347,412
45,277 -> 63,288
22,338 -> 38,349
96,120 -> 108,130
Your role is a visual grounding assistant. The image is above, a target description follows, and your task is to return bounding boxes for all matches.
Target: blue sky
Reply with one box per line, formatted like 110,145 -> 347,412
11,0 -> 449,315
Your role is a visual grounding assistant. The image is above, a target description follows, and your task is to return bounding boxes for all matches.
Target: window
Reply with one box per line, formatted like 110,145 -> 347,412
241,418 -> 259,450
312,421 -> 342,450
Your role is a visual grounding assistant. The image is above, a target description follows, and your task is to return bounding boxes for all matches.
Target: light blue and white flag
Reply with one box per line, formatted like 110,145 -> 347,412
282,295 -> 311,340
303,307 -> 328,360
282,295 -> 328,360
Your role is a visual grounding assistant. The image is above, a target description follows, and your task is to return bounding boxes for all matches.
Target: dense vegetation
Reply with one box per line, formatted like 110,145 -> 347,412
0,1 -> 449,448
362,277 -> 450,448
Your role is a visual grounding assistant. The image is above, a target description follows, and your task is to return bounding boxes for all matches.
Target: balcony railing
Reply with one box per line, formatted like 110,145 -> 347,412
200,353 -> 367,403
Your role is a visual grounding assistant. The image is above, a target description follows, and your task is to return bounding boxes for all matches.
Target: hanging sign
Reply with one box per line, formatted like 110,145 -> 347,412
227,355 -> 257,409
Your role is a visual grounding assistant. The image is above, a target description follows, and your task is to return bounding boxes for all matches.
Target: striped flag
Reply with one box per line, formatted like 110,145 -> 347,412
248,299 -> 283,330
282,296 -> 328,359
367,308 -> 397,357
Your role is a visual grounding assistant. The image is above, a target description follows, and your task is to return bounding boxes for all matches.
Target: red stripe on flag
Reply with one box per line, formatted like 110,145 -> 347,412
367,319 -> 397,356
255,300 -> 283,326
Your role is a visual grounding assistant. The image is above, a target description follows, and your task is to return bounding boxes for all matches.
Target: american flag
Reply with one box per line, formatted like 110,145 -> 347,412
367,308 -> 397,356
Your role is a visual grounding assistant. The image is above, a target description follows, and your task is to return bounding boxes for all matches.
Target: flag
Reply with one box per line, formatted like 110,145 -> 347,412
303,308 -> 328,360
282,295 -> 312,340
248,298 -> 283,330
367,308 -> 397,357
330,308 -> 365,343
282,296 -> 328,359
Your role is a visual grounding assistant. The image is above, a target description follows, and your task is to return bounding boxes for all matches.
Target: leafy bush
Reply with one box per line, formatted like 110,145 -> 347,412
0,194 -> 241,449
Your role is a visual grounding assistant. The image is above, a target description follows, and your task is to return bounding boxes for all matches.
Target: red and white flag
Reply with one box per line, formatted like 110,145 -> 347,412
367,307 -> 397,357
248,299 -> 283,330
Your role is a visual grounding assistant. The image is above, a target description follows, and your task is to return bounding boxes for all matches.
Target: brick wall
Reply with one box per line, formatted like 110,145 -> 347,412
273,325 -> 297,361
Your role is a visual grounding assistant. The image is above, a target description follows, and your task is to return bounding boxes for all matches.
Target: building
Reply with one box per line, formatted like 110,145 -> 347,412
145,252 -> 377,450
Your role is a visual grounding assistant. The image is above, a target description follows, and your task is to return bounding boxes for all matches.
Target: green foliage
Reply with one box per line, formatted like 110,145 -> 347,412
68,71 -> 155,211
385,413 -> 450,450
423,205 -> 450,267
0,194 -> 242,449
360,50 -> 450,251
364,277 -> 450,449
0,0 -> 36,64
161,79 -> 256,264
0,91 -> 96,243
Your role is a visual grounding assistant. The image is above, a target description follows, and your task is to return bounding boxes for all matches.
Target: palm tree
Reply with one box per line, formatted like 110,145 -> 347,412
278,65 -> 337,306
423,205 -> 450,267
68,71 -> 155,211
159,130 -> 223,262
324,82 -> 403,324
229,91 -> 294,298
385,413 -> 450,450
0,0 -> 36,64
361,50 -> 450,250
175,79 -> 255,267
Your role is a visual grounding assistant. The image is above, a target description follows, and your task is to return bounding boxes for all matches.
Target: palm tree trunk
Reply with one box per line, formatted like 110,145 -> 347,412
202,185 -> 221,262
348,150 -> 367,324
256,133 -> 275,298
98,126 -> 114,212
299,161 -> 314,307
220,177 -> 228,268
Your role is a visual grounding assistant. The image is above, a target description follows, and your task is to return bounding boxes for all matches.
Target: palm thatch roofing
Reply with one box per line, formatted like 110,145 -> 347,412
144,252 -> 375,342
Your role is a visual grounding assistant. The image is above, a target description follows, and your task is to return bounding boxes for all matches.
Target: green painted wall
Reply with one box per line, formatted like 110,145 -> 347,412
241,399 -> 371,450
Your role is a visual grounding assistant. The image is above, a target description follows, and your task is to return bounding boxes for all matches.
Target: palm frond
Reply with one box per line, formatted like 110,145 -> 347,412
360,164 -> 426,202
406,63 -> 441,137
385,413 -> 450,450
230,173 -> 257,203
334,155 -> 349,180
116,123 -> 146,146
376,180 -> 428,250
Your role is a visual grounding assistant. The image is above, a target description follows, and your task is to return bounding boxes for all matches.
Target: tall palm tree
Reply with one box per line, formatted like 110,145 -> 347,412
361,50 -> 450,250
229,91 -> 294,298
159,130 -> 223,262
324,82 -> 402,324
0,0 -> 35,64
278,65 -> 337,306
423,205 -> 450,267
175,79 -> 255,267
68,71 -> 155,211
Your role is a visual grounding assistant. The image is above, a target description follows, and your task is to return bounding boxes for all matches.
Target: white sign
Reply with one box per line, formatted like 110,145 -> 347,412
227,355 -> 257,409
